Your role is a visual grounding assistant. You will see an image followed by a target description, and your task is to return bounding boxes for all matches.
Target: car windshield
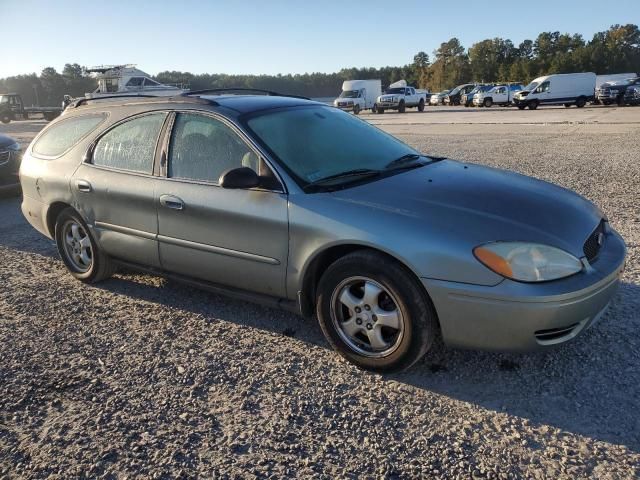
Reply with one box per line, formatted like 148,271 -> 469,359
0,95 -> 8,104
385,88 -> 405,94
339,90 -> 360,98
245,106 -> 422,188
449,87 -> 461,95
524,81 -> 539,91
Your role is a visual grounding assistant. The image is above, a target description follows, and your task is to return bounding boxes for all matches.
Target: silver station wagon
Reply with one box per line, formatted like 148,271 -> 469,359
20,90 -> 626,372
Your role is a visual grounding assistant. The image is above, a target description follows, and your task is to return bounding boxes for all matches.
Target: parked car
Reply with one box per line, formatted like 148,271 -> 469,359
594,73 -> 638,104
0,133 -> 22,187
473,83 -> 524,107
444,84 -> 476,106
461,85 -> 492,107
513,73 -> 596,110
333,79 -> 382,115
0,93 -> 62,124
596,77 -> 640,106
623,85 -> 640,105
20,91 -> 626,372
429,90 -> 450,105
376,81 -> 427,113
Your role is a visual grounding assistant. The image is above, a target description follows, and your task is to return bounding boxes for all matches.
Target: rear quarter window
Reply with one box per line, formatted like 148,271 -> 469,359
32,114 -> 107,158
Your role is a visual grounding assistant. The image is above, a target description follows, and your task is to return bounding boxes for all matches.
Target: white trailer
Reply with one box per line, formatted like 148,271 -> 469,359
333,80 -> 382,115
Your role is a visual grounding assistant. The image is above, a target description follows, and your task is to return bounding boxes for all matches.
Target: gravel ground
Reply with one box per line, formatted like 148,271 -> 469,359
1,119 -> 639,479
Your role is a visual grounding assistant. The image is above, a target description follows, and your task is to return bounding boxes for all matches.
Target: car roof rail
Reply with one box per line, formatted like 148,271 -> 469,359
182,88 -> 310,100
70,94 -> 218,109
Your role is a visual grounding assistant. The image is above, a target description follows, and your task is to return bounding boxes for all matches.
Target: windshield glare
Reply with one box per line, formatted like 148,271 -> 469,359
524,81 -> 539,91
246,106 -> 419,187
385,88 -> 405,94
339,90 -> 359,98
0,96 -> 8,104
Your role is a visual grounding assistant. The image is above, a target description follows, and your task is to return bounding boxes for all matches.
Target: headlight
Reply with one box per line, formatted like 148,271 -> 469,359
473,242 -> 583,282
7,142 -> 21,151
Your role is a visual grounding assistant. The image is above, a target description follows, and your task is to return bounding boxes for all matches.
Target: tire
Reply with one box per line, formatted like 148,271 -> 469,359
1,114 -> 11,124
616,96 -> 624,107
55,207 -> 116,283
576,97 -> 587,108
517,105 -> 526,110
398,101 -> 406,113
371,104 -> 377,114
483,98 -> 493,108
316,250 -> 439,372
564,103 -> 572,108
528,100 -> 539,110
353,104 -> 361,115
418,99 -> 425,112
377,108 -> 385,114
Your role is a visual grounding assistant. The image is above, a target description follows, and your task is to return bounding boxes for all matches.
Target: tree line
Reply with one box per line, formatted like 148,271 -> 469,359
1,24 -> 638,106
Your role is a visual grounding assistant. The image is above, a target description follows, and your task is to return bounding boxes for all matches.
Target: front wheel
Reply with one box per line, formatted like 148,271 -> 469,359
398,101 -> 406,113
0,114 -> 11,124
55,208 -> 116,283
353,104 -> 361,115
528,100 -> 539,110
517,105 -> 526,110
377,107 -> 385,114
576,97 -> 587,108
316,251 -> 439,372
564,103 -> 572,108
418,99 -> 425,112
483,98 -> 493,108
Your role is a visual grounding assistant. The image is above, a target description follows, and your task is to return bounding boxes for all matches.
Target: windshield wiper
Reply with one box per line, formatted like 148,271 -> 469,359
303,168 -> 382,191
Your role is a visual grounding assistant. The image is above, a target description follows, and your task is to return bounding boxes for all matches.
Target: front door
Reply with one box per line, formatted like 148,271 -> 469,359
73,112 -> 167,267
156,112 -> 289,298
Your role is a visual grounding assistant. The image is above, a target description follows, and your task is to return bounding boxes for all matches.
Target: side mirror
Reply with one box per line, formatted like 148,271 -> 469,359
219,167 -> 260,189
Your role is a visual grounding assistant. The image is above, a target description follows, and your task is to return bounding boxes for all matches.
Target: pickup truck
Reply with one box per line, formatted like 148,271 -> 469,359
376,85 -> 426,113
596,77 -> 640,105
0,93 -> 62,124
473,83 -> 523,107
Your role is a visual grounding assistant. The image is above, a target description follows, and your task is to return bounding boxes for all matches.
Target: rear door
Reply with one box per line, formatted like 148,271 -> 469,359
73,112 -> 168,268
155,111 -> 289,297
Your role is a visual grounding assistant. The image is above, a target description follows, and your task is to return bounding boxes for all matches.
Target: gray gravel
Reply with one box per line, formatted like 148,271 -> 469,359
1,119 -> 639,479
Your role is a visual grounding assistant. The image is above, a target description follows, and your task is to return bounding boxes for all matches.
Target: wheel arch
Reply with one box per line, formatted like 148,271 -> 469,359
46,201 -> 74,237
298,242 -> 429,318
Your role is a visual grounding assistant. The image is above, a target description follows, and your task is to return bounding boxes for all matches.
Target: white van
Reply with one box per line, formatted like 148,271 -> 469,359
512,72 -> 596,110
333,80 -> 382,115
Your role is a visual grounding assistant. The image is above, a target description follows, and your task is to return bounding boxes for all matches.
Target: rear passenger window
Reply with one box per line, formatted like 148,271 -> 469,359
32,114 -> 106,157
92,113 -> 166,174
169,113 -> 258,183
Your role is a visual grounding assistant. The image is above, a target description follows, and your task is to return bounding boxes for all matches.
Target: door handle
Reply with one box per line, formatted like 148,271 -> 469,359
159,194 -> 184,210
76,180 -> 92,193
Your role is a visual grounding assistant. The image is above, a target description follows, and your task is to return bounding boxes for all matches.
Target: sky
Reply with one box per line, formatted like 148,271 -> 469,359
1,0 -> 639,78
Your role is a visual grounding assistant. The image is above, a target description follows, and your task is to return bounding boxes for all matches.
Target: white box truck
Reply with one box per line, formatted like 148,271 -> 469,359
512,72 -> 596,110
333,80 -> 382,115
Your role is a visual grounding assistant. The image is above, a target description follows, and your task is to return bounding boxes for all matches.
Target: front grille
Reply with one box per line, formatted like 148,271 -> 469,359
583,220 -> 606,261
0,151 -> 10,165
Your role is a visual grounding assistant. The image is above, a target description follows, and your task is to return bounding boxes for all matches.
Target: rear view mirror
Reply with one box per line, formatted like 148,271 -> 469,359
219,167 -> 260,189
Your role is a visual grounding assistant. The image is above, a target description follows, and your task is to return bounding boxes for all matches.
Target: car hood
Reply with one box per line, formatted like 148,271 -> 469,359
0,134 -> 17,149
330,159 -> 602,258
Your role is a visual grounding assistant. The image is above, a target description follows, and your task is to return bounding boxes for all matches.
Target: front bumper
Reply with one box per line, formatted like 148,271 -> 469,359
0,150 -> 21,186
335,103 -> 355,112
378,101 -> 400,108
422,228 -> 626,351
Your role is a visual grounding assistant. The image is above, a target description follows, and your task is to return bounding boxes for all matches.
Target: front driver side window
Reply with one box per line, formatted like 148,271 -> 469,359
537,82 -> 550,93
169,113 -> 259,184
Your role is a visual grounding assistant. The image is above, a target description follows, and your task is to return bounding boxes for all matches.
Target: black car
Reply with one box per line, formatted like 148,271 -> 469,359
444,84 -> 476,106
0,133 -> 22,187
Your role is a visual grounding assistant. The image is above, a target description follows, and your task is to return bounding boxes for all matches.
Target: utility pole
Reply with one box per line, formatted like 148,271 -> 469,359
32,84 -> 40,106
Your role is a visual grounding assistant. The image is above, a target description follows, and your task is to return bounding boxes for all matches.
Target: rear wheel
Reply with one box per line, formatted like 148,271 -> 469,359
398,101 -> 406,113
55,208 -> 115,283
316,250 -> 439,372
528,100 -> 539,110
1,114 -> 11,124
418,99 -> 425,112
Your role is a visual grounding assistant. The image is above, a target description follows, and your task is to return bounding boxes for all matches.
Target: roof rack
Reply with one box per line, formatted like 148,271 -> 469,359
182,88 -> 310,100
70,94 -> 217,109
